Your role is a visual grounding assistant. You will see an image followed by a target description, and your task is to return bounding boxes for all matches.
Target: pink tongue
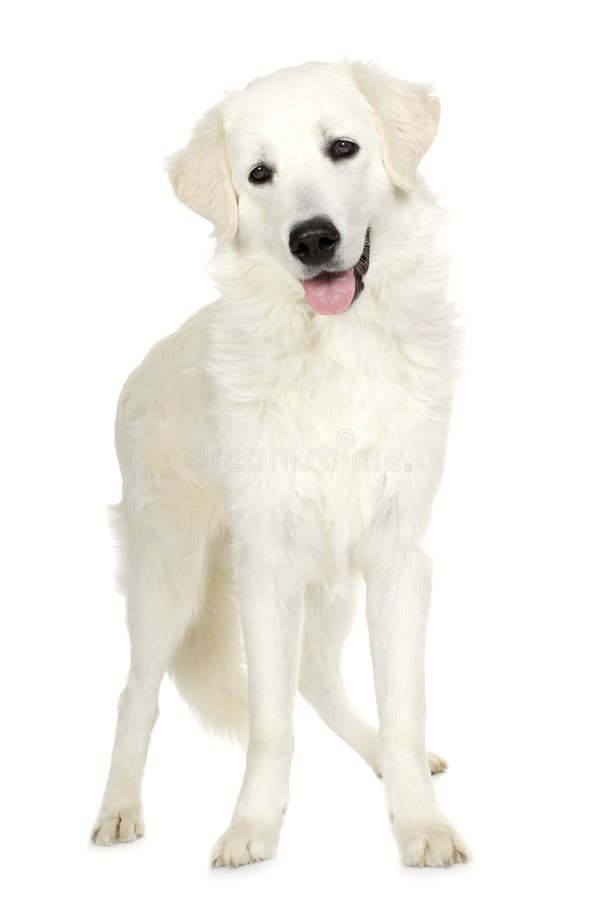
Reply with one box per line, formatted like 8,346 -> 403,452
302,269 -> 355,315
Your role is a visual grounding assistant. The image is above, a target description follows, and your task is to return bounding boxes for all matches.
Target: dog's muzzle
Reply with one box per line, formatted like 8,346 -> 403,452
300,230 -> 370,315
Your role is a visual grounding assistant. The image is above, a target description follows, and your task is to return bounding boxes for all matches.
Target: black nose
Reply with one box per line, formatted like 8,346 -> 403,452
289,217 -> 340,266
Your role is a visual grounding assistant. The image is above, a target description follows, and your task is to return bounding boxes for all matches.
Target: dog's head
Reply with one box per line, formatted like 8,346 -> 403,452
168,62 -> 439,315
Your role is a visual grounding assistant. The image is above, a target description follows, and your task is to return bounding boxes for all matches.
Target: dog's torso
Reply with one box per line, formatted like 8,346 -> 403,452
117,189 -> 457,591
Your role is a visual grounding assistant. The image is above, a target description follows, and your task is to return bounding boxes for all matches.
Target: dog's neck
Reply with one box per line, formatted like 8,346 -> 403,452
204,182 -> 458,414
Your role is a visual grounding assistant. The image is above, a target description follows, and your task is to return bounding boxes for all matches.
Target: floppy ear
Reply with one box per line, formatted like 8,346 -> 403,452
167,106 -> 238,239
351,62 -> 440,192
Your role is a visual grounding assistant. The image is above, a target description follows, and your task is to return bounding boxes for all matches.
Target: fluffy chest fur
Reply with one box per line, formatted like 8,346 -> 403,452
200,194 -> 458,574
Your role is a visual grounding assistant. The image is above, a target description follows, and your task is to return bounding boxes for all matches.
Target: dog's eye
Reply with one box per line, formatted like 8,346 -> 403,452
328,139 -> 360,161
248,164 -> 273,184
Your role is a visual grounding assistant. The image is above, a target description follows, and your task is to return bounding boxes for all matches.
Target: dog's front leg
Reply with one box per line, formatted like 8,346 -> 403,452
366,540 -> 468,867
211,544 -> 304,867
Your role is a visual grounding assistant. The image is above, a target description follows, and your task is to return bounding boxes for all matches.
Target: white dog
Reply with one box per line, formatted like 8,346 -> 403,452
91,61 -> 468,869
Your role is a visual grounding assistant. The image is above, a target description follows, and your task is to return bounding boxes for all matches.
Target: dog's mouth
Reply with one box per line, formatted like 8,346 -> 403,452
302,230 -> 370,316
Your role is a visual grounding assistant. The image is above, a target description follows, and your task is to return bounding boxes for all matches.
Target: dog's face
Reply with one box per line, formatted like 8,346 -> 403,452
169,62 -> 439,315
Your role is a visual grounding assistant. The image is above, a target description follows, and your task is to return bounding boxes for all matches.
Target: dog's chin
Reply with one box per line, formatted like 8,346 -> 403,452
301,230 -> 370,316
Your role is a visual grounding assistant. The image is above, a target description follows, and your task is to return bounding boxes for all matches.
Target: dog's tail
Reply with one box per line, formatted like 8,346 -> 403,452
169,545 -> 248,743
109,490 -> 247,743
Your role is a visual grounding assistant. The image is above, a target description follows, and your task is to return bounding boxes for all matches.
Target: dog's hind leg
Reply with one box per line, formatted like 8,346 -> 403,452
299,585 -> 447,777
91,500 -> 205,846
299,584 -> 382,774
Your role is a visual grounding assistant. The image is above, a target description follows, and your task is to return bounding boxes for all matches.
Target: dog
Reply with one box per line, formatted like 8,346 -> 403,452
91,60 -> 468,869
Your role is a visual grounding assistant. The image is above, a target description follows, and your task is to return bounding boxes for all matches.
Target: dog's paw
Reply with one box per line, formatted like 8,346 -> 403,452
399,820 -> 468,868
375,750 -> 447,779
427,751 -> 448,775
211,821 -> 279,868
91,808 -> 145,846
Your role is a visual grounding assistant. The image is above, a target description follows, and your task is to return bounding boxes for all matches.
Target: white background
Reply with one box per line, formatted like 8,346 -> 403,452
1,1 -> 597,898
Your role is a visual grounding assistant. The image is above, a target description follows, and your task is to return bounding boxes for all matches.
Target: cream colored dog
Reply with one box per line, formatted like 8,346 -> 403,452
91,61 -> 468,869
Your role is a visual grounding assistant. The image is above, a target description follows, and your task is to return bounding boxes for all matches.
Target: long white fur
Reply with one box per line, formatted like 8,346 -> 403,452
91,61 -> 468,869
